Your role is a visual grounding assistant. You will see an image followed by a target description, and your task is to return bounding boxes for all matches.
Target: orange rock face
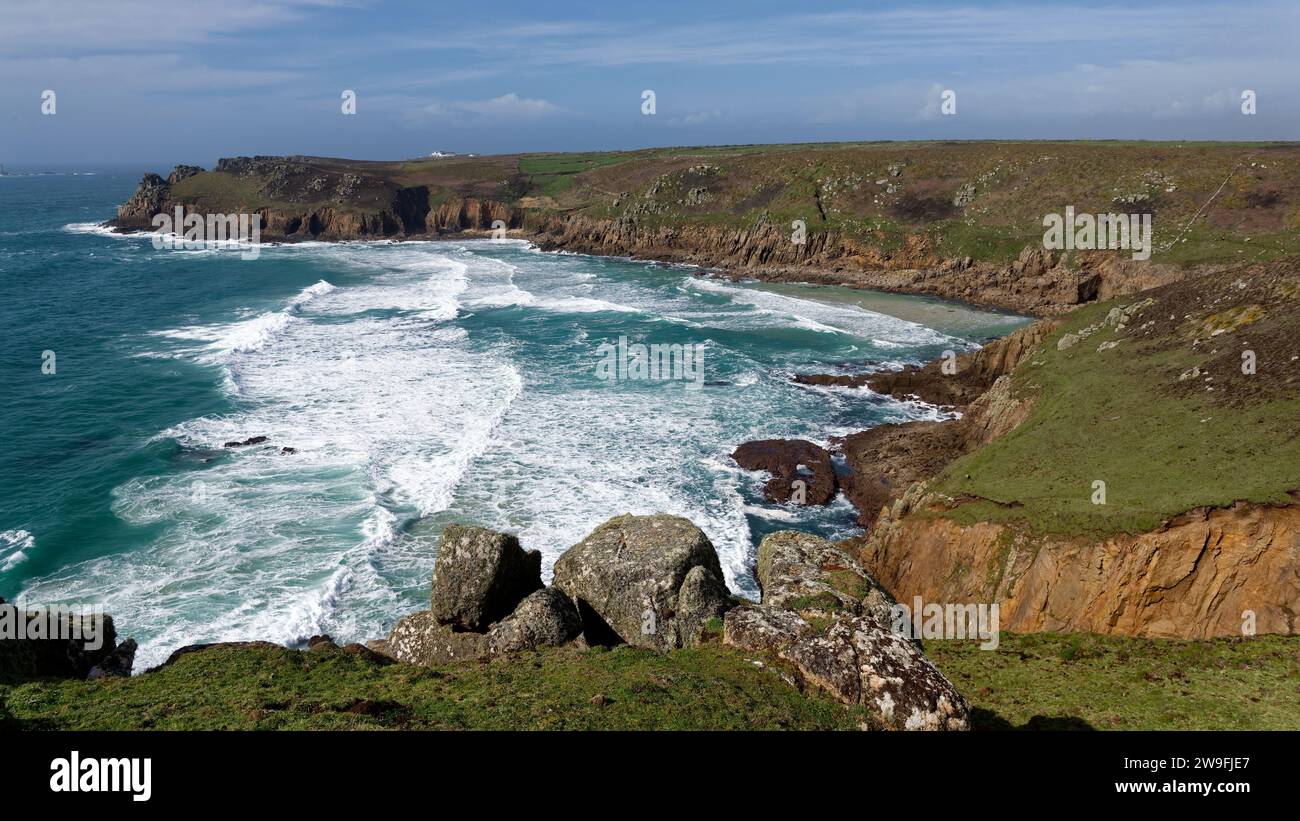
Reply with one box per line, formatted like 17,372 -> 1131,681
858,491 -> 1300,638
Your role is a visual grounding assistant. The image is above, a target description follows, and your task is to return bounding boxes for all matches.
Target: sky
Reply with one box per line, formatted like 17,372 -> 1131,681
1,0 -> 1296,166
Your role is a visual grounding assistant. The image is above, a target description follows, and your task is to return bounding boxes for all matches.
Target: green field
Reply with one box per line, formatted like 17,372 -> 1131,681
928,633 -> 1300,730
5,632 -> 1295,730
928,261 -> 1300,536
1,642 -> 869,731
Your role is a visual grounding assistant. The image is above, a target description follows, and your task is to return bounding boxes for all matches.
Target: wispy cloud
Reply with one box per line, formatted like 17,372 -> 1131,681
409,93 -> 563,124
388,3 -> 1295,69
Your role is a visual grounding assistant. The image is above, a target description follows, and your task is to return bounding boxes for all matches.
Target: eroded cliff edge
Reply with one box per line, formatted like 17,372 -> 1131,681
830,260 -> 1300,638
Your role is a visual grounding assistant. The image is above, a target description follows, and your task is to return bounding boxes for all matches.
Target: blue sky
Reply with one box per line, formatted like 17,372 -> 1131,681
1,0 -> 1296,165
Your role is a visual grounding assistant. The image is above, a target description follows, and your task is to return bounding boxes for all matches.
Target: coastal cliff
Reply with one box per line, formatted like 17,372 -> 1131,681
825,260 -> 1300,639
861,487 -> 1300,637
112,156 -> 522,241
108,140 -> 1300,315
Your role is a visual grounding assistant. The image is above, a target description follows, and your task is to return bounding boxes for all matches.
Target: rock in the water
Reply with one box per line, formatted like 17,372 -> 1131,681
552,514 -> 732,651
223,435 -> 268,448
730,438 -> 837,505
430,525 -> 542,631
486,587 -> 582,655
725,531 -> 969,731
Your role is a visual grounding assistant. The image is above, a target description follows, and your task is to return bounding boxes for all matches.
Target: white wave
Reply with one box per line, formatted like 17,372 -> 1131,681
63,222 -> 141,239
685,277 -> 955,345
15,239 -> 989,665
288,279 -> 336,306
0,529 -> 34,572
19,245 -> 519,668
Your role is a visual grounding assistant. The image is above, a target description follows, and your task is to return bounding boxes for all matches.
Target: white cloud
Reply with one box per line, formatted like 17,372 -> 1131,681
669,109 -> 722,126
410,93 -> 562,124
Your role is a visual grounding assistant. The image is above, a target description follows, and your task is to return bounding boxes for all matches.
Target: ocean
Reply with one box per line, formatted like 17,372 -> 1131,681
0,169 -> 1028,668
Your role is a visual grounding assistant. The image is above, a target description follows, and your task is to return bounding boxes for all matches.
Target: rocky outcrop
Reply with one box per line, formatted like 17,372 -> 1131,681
484,587 -> 584,656
429,525 -> 542,631
114,173 -> 170,230
108,159 -> 520,242
859,485 -> 1300,638
376,525 -> 578,666
731,438 -> 837,505
530,215 -> 1187,316
724,532 -> 969,730
428,198 -> 521,232
552,514 -> 733,651
858,318 -> 1061,407
811,319 -> 1059,527
0,602 -> 135,681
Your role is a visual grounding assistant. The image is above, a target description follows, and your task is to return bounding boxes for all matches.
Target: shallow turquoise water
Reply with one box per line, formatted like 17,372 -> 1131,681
0,170 -> 1028,666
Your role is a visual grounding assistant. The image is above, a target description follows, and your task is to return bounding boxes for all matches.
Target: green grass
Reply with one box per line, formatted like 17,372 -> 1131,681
6,632 -> 1295,730
169,171 -> 357,214
928,295 -> 1300,536
928,632 -> 1300,730
0,643 -> 870,730
517,152 -> 637,198
157,141 -> 1300,266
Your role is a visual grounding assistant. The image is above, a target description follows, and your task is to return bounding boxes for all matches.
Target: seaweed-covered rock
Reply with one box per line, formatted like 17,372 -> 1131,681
731,439 -> 837,505
430,525 -> 542,631
552,514 -> 732,651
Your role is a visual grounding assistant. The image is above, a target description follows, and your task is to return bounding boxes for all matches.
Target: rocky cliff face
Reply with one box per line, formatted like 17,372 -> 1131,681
530,215 -> 1188,316
816,319 -> 1060,527
110,162 -> 523,241
859,485 -> 1300,638
835,264 -> 1300,640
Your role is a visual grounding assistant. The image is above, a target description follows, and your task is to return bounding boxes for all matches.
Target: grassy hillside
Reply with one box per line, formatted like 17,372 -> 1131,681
168,141 -> 1300,266
2,642 -> 870,731
928,633 -> 1300,730
927,257 -> 1300,536
5,634 -> 1295,730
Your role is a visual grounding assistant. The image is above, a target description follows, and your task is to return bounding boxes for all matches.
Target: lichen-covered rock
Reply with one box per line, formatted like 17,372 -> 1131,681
756,530 -> 898,625
384,610 -> 489,666
382,587 -> 582,665
674,564 -> 733,644
486,587 -> 582,655
552,514 -> 733,651
725,531 -> 969,730
430,525 -> 542,631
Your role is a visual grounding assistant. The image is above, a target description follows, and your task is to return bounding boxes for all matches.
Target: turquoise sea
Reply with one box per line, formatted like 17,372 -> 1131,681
0,170 -> 1028,667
